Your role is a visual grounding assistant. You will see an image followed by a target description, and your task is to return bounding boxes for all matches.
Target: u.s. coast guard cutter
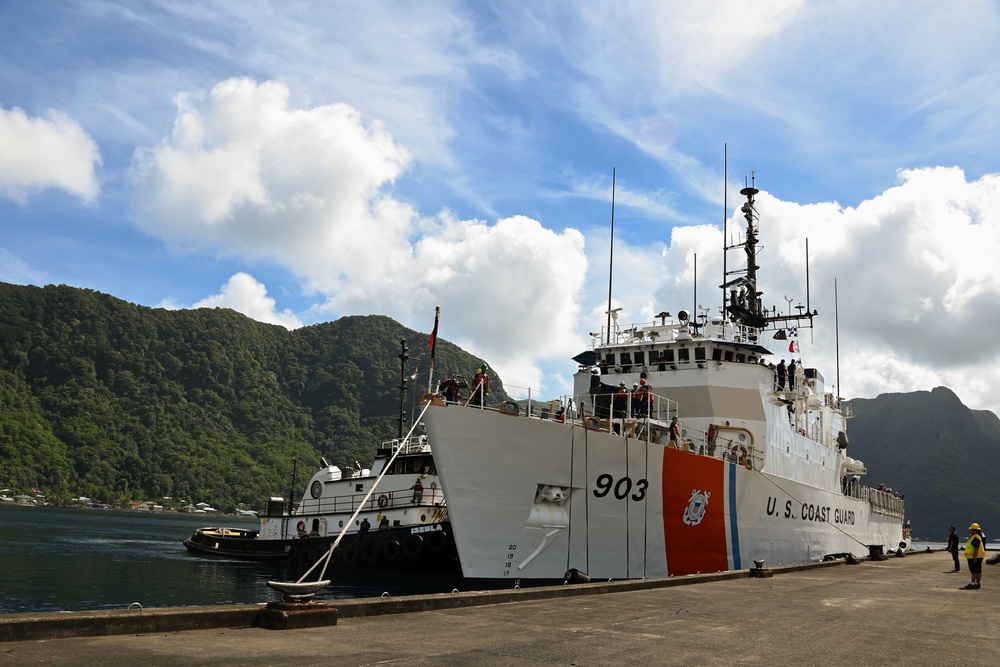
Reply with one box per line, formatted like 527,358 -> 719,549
422,180 -> 907,584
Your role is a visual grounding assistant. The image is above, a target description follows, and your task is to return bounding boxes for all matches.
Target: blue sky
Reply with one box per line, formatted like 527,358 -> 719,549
2,1 -> 1000,414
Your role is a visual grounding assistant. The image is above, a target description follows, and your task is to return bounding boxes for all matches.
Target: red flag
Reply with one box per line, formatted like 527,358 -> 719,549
789,341 -> 799,353
428,307 -> 439,359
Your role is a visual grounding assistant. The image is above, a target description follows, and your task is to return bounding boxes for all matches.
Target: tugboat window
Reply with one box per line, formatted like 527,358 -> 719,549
664,349 -> 675,363
678,348 -> 689,362
695,347 -> 706,361
634,351 -> 645,366
724,350 -> 734,362
604,352 -> 616,366
712,347 -> 723,361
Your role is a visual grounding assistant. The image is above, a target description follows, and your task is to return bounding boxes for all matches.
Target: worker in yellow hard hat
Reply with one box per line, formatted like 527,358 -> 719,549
963,523 -> 986,590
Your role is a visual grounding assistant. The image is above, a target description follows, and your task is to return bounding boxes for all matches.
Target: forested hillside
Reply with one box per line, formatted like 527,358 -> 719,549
849,387 -> 1000,540
0,283 -> 499,511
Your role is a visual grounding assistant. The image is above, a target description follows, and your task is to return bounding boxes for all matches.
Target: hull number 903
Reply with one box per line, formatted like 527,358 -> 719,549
593,473 -> 648,501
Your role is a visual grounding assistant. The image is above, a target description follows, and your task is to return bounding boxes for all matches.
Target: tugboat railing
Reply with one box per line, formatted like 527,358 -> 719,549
294,485 -> 445,518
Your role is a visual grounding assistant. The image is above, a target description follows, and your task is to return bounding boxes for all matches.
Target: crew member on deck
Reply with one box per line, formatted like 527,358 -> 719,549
776,359 -> 787,391
439,375 -> 460,404
471,365 -> 490,406
614,382 -> 628,418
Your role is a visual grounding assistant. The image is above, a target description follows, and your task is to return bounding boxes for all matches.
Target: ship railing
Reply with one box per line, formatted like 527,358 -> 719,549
859,486 -> 906,519
296,485 -> 445,517
383,434 -> 431,455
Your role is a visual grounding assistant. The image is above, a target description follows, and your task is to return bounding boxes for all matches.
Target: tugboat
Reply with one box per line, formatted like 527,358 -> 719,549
183,435 -> 459,575
422,176 -> 908,585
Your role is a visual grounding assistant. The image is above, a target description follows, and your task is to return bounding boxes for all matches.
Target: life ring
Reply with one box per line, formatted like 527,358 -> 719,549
383,539 -> 401,561
361,542 -> 381,563
378,494 -> 389,509
296,520 -> 306,533
403,534 -> 424,558
341,542 -> 360,565
426,530 -> 447,553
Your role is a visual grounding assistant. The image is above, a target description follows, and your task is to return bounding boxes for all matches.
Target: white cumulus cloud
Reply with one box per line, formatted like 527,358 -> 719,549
0,106 -> 102,203
192,272 -> 303,329
132,78 -> 589,391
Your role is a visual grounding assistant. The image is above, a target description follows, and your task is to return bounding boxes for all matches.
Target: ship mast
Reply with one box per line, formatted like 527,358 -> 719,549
722,173 -> 816,342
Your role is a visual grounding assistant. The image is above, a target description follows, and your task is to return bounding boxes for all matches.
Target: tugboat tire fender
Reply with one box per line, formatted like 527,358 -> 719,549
426,530 -> 447,553
361,542 -> 380,563
403,534 -> 424,558
383,539 -> 401,560
341,542 -> 360,565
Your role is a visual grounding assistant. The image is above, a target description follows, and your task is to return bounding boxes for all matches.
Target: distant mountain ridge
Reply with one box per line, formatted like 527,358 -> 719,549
0,282 -> 499,511
849,386 -> 1000,541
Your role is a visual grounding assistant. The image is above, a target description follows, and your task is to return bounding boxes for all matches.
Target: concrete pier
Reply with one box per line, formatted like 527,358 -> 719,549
2,551 -> 996,666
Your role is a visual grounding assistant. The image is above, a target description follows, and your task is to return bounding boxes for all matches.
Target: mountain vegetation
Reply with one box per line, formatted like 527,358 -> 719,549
849,387 -> 1000,541
0,282 -> 500,512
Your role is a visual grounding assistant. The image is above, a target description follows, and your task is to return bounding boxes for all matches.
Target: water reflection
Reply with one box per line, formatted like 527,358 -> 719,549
0,504 -> 460,614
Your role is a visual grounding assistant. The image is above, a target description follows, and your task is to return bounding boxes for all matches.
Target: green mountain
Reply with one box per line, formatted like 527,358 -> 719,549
848,387 -> 1000,541
0,282 -> 500,511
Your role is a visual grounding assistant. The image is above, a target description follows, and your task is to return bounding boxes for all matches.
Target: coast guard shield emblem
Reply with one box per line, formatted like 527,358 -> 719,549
682,489 -> 710,526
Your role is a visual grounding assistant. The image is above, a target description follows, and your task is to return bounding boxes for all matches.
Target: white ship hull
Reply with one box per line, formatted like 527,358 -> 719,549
424,404 -> 904,581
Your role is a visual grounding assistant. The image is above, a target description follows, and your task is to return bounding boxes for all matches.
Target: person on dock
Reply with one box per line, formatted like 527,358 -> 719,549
947,525 -> 961,572
963,523 -> 986,589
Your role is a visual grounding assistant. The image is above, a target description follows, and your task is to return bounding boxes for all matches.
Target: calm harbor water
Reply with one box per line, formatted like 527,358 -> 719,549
0,504 -> 459,614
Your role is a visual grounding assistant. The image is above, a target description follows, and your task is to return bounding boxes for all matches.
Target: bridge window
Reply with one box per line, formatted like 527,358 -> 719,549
678,348 -> 689,362
695,347 -> 706,361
